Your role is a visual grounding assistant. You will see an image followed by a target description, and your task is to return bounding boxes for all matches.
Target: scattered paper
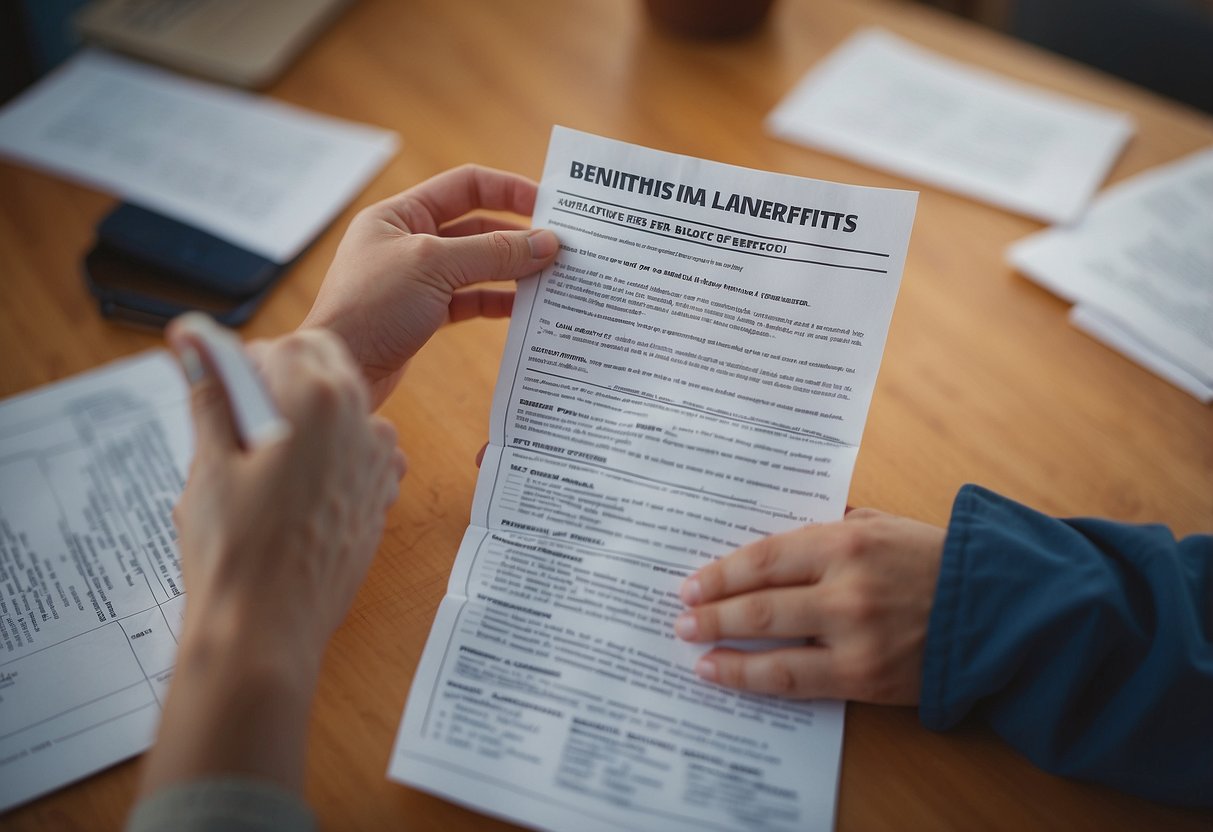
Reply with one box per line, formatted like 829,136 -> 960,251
1070,306 -> 1213,402
0,352 -> 192,811
767,28 -> 1134,224
0,49 -> 397,263
1008,147 -> 1213,402
389,127 -> 919,831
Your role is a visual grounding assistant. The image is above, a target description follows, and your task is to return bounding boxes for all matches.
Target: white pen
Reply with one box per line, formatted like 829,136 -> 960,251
173,312 -> 291,449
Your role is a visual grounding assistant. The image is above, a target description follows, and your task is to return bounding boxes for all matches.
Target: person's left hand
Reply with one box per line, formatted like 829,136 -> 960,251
674,509 -> 945,704
302,164 -> 560,408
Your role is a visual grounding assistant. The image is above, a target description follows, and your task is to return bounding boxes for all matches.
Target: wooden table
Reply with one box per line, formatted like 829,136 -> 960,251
2,0 -> 1210,828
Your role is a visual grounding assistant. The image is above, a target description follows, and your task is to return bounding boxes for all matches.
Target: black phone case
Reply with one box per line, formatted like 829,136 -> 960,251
83,203 -> 290,329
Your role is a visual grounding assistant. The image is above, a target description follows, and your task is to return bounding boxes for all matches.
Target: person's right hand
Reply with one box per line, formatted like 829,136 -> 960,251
138,318 -> 404,796
302,165 -> 560,408
168,319 -> 405,670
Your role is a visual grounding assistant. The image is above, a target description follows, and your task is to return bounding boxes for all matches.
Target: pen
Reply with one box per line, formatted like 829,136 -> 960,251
173,312 -> 291,449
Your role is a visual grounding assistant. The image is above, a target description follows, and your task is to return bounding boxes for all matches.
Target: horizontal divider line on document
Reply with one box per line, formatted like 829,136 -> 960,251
481,524 -> 694,574
555,188 -> 891,258
528,367 -> 850,446
513,443 -> 761,507
54,701 -> 156,744
0,408 -> 173,461
0,679 -> 150,743
398,750 -> 745,832
0,601 -> 177,670
550,211 -> 888,274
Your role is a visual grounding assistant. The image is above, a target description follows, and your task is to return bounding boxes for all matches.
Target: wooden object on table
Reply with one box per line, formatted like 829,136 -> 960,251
1,0 -> 1209,829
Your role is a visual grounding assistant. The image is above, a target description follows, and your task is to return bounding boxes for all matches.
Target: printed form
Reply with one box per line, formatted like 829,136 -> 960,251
0,352 -> 191,811
389,128 -> 918,831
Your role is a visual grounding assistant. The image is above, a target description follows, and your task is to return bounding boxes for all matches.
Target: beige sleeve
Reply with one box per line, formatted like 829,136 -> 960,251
125,777 -> 316,832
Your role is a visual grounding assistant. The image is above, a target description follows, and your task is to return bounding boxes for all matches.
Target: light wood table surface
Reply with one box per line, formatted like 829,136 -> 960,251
2,0 -> 1210,829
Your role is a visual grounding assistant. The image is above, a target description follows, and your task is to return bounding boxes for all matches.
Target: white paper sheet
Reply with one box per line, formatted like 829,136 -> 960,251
389,127 -> 919,831
0,50 -> 397,263
1070,306 -> 1213,403
767,28 -> 1134,224
0,352 -> 192,811
1008,147 -> 1213,400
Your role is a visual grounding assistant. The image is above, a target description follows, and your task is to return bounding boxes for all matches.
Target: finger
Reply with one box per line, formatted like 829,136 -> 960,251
166,314 -> 239,452
439,215 -> 528,238
674,586 -> 823,642
681,525 -> 841,606
392,448 -> 408,481
427,228 -> 559,289
382,474 -> 401,511
695,646 -> 838,699
385,165 -> 539,229
367,417 -> 400,480
844,506 -> 884,522
369,414 -> 399,449
374,448 -> 402,511
243,338 -> 271,371
365,417 -> 402,509
448,288 -> 516,323
290,327 -> 357,374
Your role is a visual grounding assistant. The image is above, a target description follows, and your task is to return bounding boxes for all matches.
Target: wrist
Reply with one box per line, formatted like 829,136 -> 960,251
181,590 -> 326,688
180,607 -> 323,694
140,598 -> 323,797
298,301 -> 351,348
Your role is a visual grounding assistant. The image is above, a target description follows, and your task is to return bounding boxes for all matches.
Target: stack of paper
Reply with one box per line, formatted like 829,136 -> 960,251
0,49 -> 397,263
767,28 -> 1134,224
1007,148 -> 1213,402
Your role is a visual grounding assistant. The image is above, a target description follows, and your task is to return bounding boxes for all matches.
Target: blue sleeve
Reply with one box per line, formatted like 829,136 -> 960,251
919,484 -> 1213,807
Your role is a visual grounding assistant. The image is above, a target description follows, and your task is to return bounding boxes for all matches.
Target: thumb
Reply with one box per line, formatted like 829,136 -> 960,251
433,228 -> 559,288
167,316 -> 239,453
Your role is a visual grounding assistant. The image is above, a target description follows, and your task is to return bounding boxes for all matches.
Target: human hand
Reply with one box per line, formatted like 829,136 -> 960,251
302,164 -> 561,408
168,320 -> 406,670
675,509 -> 945,704
139,319 -> 404,795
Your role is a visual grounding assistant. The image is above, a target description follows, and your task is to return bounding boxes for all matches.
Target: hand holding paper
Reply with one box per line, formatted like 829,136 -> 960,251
676,508 -> 945,703
302,165 -> 561,408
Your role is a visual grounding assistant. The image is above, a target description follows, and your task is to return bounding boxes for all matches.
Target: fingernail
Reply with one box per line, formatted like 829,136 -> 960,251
674,613 -> 698,640
527,229 -> 558,259
179,346 -> 205,385
680,577 -> 702,606
176,310 -> 214,334
695,657 -> 718,682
